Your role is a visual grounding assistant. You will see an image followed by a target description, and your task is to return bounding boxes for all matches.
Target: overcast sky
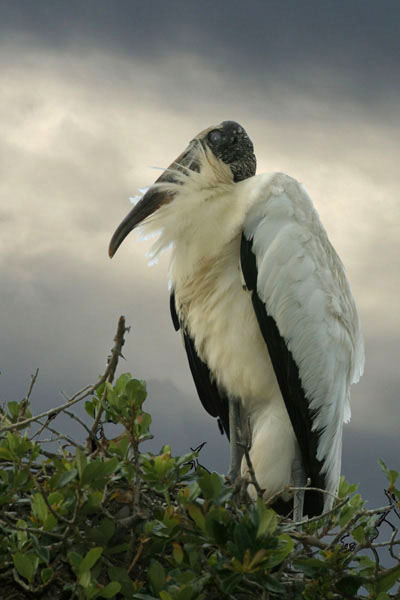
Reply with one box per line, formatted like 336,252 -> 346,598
0,0 -> 399,508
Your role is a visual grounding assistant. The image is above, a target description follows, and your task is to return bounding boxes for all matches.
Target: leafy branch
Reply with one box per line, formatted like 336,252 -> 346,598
0,317 -> 399,599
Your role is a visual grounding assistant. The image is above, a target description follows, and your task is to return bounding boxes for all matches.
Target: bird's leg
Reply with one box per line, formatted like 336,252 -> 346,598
292,445 -> 306,522
227,396 -> 244,482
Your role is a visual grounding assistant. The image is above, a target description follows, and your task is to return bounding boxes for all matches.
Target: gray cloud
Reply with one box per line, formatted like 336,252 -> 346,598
2,0 -> 399,99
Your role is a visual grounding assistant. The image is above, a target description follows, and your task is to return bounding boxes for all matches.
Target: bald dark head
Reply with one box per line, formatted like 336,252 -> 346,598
201,120 -> 257,182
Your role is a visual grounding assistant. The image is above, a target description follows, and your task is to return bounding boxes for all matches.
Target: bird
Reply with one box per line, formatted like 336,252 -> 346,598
109,120 -> 364,519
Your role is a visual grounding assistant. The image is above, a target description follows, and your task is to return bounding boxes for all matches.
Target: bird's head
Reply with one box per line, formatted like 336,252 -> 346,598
109,120 -> 256,257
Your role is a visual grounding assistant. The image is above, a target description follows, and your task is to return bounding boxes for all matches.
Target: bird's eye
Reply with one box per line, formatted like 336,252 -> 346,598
208,130 -> 222,145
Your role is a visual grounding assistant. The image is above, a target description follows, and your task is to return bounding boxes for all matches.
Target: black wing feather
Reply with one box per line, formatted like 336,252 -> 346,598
240,234 -> 325,516
170,290 -> 230,438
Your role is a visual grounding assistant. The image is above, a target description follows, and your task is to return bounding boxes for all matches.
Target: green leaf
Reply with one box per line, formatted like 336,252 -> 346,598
13,552 -> 39,582
264,574 -> 286,594
339,494 -> 363,527
172,542 -> 184,564
256,499 -> 278,537
377,565 -> 400,593
136,411 -> 152,436
99,582 -> 121,598
205,509 -> 229,544
79,569 -> 91,589
75,448 -> 87,480
125,377 -> 147,403
81,461 -> 103,486
41,567 -> 53,584
7,431 -> 19,454
0,447 -> 13,460
378,458 -> 390,477
109,435 -> 130,459
16,519 -> 28,548
99,517 -> 115,542
335,575 -> 366,596
114,372 -> 132,394
378,459 -> 399,490
106,542 -> 129,555
31,534 -> 50,563
85,400 -> 96,418
14,468 -> 29,488
175,586 -> 196,600
108,566 -> 131,582
352,524 -> 366,543
264,534 -> 294,569
99,457 -> 119,477
80,547 -> 103,573
197,471 -> 223,500
81,458 -> 118,487
148,559 -> 165,595
32,493 -> 48,523
338,476 -> 359,498
83,491 -> 103,514
293,557 -> 329,577
186,503 -> 205,531
57,468 -> 78,488
68,551 -> 83,574
43,512 -> 57,531
48,490 -> 63,505
8,401 -> 20,419
89,518 -> 115,544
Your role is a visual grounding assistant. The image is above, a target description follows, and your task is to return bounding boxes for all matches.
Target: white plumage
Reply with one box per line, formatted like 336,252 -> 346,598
109,121 -> 364,518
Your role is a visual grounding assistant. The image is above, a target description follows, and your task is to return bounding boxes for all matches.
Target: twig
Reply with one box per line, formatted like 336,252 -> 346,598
0,385 -> 92,433
95,315 -> 129,390
89,316 -> 130,443
291,531 -> 328,550
36,479 -> 80,526
265,484 -> 341,514
18,368 -> 39,421
0,316 -> 129,434
128,538 -> 150,573
294,496 -> 350,527
1,518 -> 68,541
35,419 -> 85,450
63,409 -> 92,435
327,504 -> 396,549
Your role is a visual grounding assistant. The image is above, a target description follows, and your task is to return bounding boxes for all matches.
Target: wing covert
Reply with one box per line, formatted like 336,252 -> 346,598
240,173 -> 364,507
241,234 -> 325,515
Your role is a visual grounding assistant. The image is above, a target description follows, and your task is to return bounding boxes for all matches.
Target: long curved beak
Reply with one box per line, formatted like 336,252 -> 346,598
108,140 -> 200,258
108,186 -> 173,258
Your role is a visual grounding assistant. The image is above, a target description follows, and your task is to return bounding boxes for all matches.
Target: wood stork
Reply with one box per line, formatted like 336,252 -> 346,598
109,121 -> 364,518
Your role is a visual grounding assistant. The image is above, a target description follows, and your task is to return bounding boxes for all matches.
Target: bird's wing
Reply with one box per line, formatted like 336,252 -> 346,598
170,291 -> 230,438
240,173 -> 364,509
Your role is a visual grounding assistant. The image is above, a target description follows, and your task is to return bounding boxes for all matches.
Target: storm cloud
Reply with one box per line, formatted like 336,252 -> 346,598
0,1 -> 399,505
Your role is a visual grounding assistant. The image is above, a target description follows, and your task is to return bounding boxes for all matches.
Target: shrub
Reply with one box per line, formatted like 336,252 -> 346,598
0,318 -> 399,599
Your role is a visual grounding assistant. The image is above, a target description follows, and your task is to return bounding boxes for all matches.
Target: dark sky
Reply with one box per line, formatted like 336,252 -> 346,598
0,0 -> 399,508
3,1 -> 399,71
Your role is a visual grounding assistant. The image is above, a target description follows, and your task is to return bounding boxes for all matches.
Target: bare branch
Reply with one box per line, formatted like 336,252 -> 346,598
0,316 -> 130,434
290,531 -> 328,550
